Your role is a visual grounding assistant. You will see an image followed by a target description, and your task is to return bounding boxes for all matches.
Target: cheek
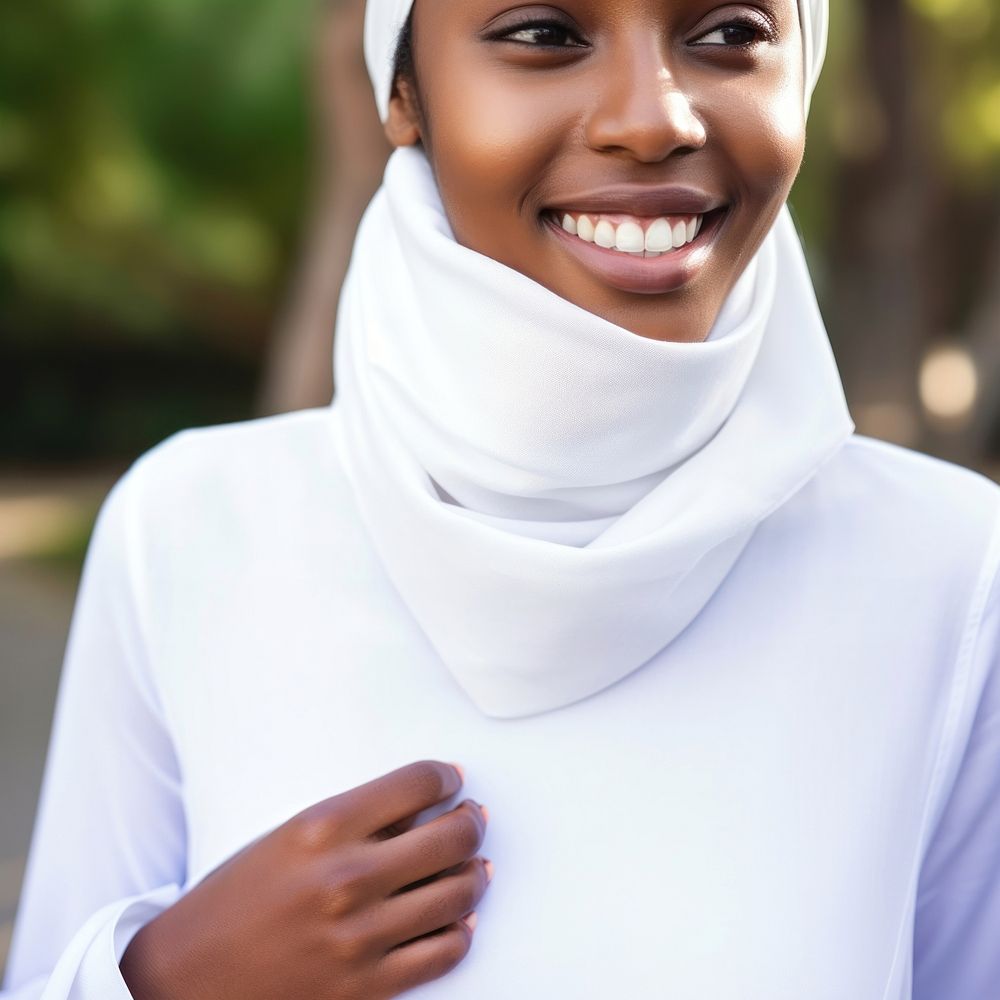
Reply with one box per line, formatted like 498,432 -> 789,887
420,56 -> 568,236
720,66 -> 807,204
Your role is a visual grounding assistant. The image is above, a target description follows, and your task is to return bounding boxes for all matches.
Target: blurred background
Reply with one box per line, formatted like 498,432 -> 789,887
1,0 -> 999,974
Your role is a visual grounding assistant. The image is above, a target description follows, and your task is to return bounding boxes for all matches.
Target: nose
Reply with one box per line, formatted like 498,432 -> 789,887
584,37 -> 707,162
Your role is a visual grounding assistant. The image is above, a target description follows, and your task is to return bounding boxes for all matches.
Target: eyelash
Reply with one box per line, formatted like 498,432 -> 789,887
489,14 -> 775,52
489,19 -> 586,49
691,16 -> 775,48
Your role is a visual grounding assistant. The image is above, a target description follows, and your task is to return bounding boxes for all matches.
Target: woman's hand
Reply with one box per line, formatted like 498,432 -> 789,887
120,760 -> 491,999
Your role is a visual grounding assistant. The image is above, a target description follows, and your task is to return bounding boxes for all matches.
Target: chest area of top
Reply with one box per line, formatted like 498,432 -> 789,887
177,675 -> 912,1000
170,596 -> 930,1000
160,508 -> 951,999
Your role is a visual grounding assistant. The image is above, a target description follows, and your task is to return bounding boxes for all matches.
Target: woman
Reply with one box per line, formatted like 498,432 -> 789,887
4,1 -> 999,997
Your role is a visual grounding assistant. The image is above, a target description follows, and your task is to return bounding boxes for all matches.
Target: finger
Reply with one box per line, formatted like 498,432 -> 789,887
373,799 -> 486,895
369,813 -> 420,841
378,920 -> 475,995
372,857 -> 489,951
331,760 -> 464,839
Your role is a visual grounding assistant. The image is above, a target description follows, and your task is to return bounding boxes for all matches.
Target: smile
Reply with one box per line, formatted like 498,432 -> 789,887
555,211 -> 704,258
543,206 -> 729,295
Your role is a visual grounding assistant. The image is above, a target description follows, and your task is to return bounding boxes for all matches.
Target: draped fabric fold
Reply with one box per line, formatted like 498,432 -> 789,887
334,0 -> 854,718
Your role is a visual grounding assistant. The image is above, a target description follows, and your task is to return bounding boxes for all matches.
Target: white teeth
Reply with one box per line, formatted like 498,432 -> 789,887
615,221 -> 645,253
594,220 -> 616,249
645,218 -> 674,253
558,212 -> 705,256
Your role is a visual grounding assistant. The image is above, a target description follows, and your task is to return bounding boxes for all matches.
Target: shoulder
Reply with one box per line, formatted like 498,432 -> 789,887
103,407 -> 357,559
769,436 -> 1000,749
755,434 -> 1000,650
785,433 -> 1000,569
122,407 -> 345,511
129,407 -> 341,491
817,433 -> 999,515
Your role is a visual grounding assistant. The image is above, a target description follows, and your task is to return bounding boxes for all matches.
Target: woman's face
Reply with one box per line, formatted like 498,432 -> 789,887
387,0 -> 806,342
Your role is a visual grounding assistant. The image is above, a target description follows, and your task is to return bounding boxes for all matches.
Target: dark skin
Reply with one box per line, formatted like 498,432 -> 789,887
119,3 -> 809,996
387,0 -> 806,342
120,761 -> 492,999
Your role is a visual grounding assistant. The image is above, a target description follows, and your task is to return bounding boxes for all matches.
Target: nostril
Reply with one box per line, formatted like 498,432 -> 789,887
585,114 -> 707,161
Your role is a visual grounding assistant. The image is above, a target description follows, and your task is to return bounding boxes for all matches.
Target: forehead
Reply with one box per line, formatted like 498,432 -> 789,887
414,0 -> 802,25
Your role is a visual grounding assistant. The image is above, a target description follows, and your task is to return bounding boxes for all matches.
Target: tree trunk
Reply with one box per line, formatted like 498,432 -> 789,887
257,0 -> 390,415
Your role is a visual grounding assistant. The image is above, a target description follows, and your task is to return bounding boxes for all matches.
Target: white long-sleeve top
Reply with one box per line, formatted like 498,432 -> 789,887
3,407 -> 1000,999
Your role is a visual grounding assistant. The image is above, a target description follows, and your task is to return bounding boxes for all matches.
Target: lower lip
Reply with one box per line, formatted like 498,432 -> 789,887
543,208 -> 727,295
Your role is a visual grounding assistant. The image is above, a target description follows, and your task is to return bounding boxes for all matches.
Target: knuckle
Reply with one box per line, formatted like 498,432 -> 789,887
414,824 -> 444,865
286,809 -> 333,855
384,927 -> 470,992
418,811 -> 479,868
327,923 -> 371,966
322,857 -> 376,915
452,876 -> 479,916
417,890 -> 453,929
434,927 -> 472,975
400,760 -> 447,803
450,809 -> 483,856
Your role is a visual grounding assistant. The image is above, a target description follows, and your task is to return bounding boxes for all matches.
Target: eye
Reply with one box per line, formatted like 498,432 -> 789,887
494,19 -> 586,48
691,17 -> 774,48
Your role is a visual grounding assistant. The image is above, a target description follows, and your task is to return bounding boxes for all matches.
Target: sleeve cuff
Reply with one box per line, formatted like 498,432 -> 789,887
37,884 -> 183,1000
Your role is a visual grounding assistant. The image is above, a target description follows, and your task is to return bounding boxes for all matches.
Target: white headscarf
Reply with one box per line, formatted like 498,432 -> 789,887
334,0 -> 853,718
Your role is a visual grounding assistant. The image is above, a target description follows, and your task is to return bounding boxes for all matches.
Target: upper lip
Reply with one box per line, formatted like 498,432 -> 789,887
546,184 -> 725,218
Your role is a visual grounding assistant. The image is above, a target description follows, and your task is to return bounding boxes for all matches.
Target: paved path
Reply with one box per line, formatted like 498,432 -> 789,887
0,563 -> 77,978
0,470 -> 117,980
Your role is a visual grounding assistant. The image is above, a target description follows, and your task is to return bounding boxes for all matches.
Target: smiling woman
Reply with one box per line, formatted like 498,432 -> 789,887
3,2 -> 1000,1000
384,0 -> 806,334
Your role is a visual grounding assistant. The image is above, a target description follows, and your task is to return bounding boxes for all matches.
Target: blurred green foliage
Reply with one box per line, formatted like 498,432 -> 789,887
1,0 -> 314,461
1,0 -> 998,461
1,0 -> 310,344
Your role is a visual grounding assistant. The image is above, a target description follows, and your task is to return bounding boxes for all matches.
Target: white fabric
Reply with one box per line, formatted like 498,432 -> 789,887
3,416 -> 1000,1000
364,0 -> 412,121
346,0 -> 853,718
364,1 -> 829,122
335,148 -> 853,717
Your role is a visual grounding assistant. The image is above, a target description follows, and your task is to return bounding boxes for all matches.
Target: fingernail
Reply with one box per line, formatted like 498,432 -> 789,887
462,911 -> 478,932
483,858 -> 494,883
449,762 -> 465,783
480,804 -> 490,824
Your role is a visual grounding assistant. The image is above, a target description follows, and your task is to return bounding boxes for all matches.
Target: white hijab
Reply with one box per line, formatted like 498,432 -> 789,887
334,0 -> 853,718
